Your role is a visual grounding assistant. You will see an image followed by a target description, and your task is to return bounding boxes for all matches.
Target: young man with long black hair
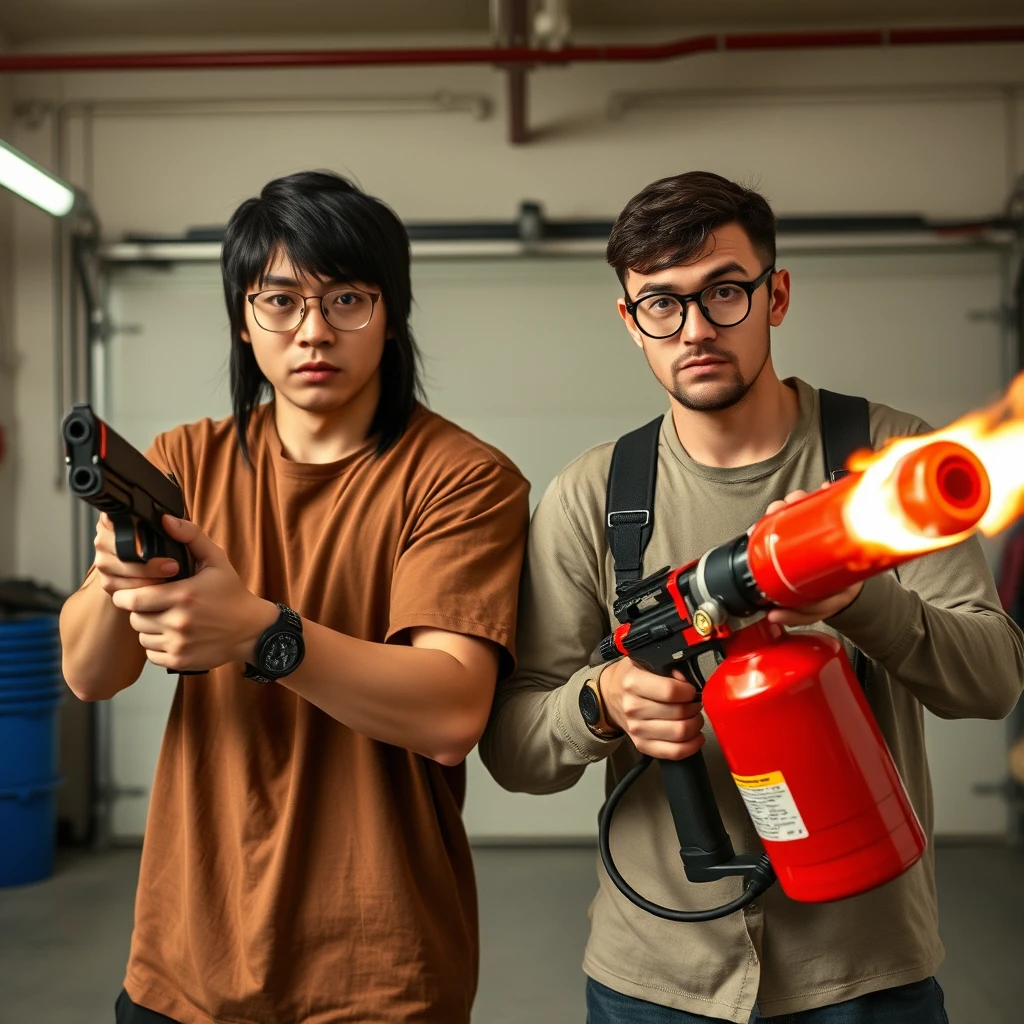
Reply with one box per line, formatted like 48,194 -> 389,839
481,171 -> 1024,1023
60,171 -> 529,1024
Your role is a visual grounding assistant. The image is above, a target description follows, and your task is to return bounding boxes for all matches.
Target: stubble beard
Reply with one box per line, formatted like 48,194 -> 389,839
666,346 -> 772,413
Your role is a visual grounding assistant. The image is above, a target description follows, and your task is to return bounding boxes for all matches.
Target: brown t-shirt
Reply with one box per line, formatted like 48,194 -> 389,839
123,402 -> 529,1024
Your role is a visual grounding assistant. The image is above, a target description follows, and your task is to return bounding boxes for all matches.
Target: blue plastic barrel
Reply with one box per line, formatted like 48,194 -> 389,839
0,615 -> 62,697
0,615 -> 64,887
0,657 -> 61,678
0,641 -> 60,657
0,634 -> 59,653
0,615 -> 59,641
0,778 -> 63,886
0,688 -> 65,787
0,620 -> 59,655
0,656 -> 58,670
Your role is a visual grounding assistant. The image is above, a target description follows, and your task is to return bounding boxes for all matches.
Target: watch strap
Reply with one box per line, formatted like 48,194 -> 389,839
276,605 -> 302,632
241,664 -> 274,685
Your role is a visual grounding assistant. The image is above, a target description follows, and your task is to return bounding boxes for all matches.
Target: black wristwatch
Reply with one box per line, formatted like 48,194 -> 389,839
579,674 -> 624,740
242,603 -> 305,685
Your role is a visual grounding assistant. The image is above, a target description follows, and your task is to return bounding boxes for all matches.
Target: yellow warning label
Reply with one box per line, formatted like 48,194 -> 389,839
732,771 -> 786,789
732,769 -> 808,842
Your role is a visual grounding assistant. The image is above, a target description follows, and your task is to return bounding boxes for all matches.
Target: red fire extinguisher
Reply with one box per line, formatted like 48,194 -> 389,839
595,440 -> 990,918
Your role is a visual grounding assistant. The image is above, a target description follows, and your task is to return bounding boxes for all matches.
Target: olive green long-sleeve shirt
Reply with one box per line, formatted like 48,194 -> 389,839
480,378 -> 1024,1021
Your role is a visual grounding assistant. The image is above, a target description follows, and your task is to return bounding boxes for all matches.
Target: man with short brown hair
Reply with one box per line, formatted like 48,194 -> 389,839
482,171 -> 1023,1023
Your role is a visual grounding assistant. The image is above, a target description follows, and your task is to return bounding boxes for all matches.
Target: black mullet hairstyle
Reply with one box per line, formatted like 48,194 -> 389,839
222,170 -> 425,466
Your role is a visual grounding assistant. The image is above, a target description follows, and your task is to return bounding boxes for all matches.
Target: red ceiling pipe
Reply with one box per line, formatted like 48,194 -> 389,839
888,25 -> 1024,45
723,31 -> 884,50
0,40 -> 719,72
2,25 -> 1023,73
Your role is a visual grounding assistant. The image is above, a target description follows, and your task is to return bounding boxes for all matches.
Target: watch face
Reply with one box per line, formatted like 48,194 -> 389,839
263,634 -> 300,676
579,685 -> 600,726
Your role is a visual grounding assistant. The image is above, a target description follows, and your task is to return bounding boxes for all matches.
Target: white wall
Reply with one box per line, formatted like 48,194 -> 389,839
95,246 -> 1013,842
5,32 -> 1024,838
7,36 -> 1024,588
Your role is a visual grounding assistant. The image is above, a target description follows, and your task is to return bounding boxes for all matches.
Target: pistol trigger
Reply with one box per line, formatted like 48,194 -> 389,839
135,521 -> 160,562
112,517 -> 143,564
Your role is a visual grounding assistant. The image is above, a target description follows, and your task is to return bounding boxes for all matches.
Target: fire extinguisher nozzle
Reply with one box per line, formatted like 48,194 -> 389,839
895,441 -> 990,537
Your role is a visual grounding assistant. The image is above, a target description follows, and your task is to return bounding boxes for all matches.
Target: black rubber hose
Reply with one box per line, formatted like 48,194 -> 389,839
598,754 -> 775,922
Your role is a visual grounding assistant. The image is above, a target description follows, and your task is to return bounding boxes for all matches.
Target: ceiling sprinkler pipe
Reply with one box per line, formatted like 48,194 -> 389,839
1,25 -> 1023,73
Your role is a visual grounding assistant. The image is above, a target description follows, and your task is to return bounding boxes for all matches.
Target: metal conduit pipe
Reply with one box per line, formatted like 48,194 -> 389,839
1,25 -> 1024,72
3,23 -> 1022,142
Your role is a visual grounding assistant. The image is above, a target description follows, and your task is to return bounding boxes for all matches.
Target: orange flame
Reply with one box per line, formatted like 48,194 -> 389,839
844,372 -> 1024,555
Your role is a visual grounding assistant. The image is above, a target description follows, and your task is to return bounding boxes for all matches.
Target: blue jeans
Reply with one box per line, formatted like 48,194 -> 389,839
585,976 -> 949,1024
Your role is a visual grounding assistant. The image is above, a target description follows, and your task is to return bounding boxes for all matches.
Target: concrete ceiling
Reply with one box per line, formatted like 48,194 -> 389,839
0,0 -> 1022,44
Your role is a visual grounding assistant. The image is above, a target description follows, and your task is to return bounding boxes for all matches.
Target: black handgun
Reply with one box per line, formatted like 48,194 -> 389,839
62,404 -> 205,675
62,402 -> 194,579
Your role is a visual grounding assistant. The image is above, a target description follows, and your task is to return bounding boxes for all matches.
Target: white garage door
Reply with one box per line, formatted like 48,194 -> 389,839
98,246 -> 1014,841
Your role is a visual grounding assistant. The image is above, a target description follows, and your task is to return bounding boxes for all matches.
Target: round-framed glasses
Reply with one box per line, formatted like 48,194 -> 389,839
246,287 -> 380,334
625,266 -> 775,340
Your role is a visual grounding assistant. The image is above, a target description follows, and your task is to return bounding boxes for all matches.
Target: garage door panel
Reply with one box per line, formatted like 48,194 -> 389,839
102,249 -> 1011,840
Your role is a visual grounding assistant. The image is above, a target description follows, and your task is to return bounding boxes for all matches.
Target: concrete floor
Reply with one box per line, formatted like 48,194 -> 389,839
0,844 -> 1021,1023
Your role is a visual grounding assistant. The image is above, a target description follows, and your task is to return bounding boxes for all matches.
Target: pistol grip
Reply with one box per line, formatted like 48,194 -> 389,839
145,526 -> 193,581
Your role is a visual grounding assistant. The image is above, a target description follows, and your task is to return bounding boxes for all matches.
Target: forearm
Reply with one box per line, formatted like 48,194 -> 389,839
480,664 -> 622,794
277,618 -> 494,766
827,570 -> 1024,719
60,576 -> 147,701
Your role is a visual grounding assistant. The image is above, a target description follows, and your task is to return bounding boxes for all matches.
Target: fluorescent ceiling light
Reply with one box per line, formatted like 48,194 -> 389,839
0,139 -> 77,217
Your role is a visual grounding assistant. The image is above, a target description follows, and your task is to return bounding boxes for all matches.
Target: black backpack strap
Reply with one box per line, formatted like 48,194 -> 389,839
605,416 -> 662,592
819,389 -> 871,483
819,388 -> 873,687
